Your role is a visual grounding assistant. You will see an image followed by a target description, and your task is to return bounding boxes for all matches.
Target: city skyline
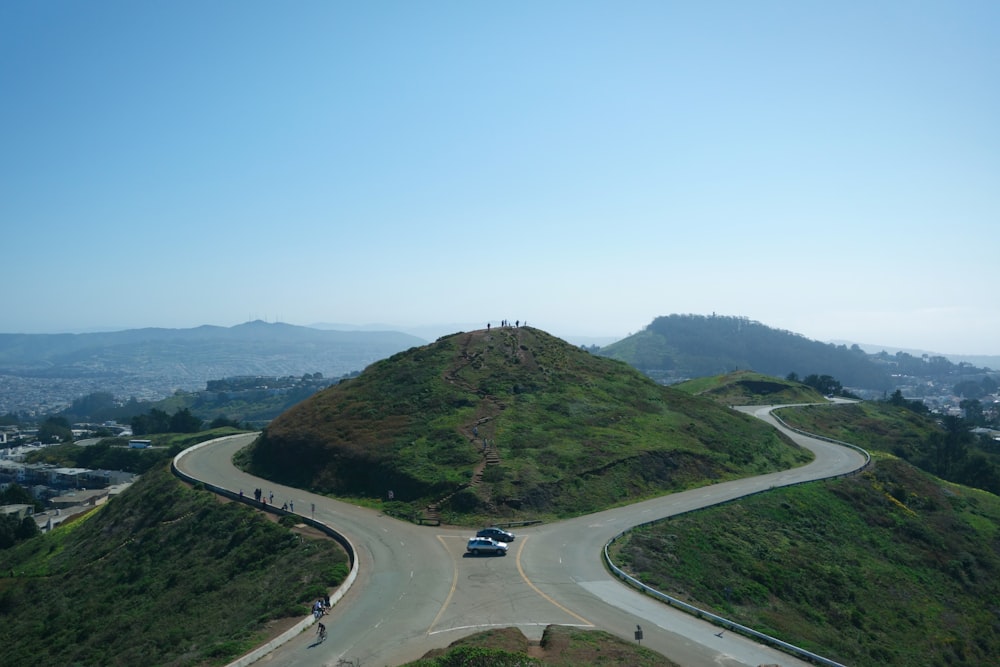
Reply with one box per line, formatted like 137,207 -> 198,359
3,2 -> 998,354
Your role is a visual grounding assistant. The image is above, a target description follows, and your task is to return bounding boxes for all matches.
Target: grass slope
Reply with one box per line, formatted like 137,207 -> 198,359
777,401 -> 1000,497
673,370 -> 826,406
774,401 -> 937,456
243,327 -> 811,523
0,465 -> 348,667
614,455 -> 1000,667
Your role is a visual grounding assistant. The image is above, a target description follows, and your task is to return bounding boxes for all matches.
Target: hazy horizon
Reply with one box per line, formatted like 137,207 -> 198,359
3,3 -> 998,355
4,316 -> 998,361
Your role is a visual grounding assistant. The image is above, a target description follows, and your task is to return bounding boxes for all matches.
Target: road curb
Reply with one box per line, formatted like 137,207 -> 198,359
172,433 -> 360,667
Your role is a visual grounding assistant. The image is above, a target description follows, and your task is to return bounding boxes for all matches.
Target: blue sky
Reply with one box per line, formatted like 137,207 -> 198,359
3,1 -> 998,354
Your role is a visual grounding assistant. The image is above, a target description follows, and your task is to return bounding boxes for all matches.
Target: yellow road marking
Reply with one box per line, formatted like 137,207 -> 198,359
427,534 -> 460,634
515,536 -> 593,626
429,534 -> 593,633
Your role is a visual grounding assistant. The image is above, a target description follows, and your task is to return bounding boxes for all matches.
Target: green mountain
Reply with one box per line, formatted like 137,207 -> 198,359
600,314 -> 896,391
242,327 -> 811,522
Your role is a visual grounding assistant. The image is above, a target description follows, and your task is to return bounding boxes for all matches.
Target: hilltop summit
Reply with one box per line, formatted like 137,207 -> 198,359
244,327 -> 808,521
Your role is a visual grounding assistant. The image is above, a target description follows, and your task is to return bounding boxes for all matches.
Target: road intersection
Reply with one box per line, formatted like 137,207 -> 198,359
175,405 -> 866,667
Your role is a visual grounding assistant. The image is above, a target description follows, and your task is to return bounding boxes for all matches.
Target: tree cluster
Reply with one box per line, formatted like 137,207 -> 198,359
0,514 -> 39,550
0,483 -> 41,549
0,484 -> 42,513
952,376 -> 999,400
37,417 -> 73,444
131,408 -> 202,435
919,414 -> 1000,496
885,389 -> 932,415
880,392 -> 1000,496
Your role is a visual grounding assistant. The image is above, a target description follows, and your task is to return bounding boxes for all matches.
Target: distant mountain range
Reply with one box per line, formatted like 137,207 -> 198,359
0,321 -> 425,376
830,341 -> 1000,373
0,321 -> 426,415
3,316 -> 997,417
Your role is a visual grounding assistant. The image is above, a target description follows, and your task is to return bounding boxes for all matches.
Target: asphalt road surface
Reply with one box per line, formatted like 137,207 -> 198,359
175,405 -> 866,667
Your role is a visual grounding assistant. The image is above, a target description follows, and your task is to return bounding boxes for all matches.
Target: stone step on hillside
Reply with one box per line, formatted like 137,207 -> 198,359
485,444 -> 501,466
423,504 -> 440,525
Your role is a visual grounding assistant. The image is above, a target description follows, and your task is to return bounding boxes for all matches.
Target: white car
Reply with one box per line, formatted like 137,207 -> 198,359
466,537 -> 508,556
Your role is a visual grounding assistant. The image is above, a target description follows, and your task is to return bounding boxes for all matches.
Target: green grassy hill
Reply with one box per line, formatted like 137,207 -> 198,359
0,465 -> 348,667
774,401 -> 940,455
242,327 -> 811,523
673,370 -> 827,405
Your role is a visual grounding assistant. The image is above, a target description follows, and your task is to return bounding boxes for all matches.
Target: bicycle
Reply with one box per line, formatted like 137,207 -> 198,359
317,622 -> 327,642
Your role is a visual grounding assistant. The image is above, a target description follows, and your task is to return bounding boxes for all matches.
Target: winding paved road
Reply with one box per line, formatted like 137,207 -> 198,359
175,405 -> 866,667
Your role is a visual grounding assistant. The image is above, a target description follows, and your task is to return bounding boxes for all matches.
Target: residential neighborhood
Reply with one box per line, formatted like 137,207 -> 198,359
0,436 -> 136,532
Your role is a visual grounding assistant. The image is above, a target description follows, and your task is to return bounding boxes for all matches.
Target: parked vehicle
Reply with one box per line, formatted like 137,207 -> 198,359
466,537 -> 508,555
476,526 -> 515,542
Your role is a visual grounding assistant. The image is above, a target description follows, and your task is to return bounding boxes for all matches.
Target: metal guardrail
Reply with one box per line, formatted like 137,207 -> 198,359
601,409 -> 871,667
495,519 -> 543,529
769,408 -> 872,472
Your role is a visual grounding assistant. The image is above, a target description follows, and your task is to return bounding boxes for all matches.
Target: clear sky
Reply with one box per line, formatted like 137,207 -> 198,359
3,1 -> 998,354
